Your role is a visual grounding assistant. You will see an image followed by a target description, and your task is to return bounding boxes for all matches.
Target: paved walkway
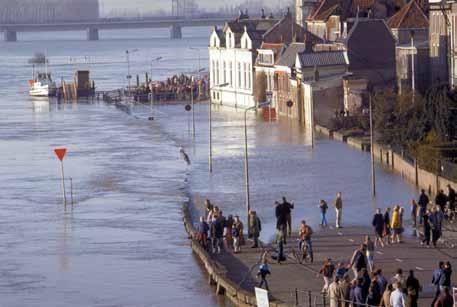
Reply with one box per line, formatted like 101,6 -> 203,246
212,226 -> 457,306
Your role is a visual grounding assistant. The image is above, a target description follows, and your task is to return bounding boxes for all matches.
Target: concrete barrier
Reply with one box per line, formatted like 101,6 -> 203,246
181,204 -> 291,307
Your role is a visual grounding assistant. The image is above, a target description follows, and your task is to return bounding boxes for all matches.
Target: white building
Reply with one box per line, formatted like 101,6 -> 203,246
208,10 -> 313,108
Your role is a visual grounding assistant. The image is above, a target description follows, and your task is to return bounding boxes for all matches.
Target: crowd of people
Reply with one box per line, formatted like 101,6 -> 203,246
193,187 -> 456,306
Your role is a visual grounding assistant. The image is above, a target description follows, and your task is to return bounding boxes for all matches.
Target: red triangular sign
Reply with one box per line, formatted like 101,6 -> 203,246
54,148 -> 67,161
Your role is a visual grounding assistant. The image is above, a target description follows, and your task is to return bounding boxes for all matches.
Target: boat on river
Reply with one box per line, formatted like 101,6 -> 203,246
28,72 -> 57,97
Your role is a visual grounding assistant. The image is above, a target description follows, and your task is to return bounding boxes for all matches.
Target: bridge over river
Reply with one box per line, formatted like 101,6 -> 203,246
0,17 -> 229,42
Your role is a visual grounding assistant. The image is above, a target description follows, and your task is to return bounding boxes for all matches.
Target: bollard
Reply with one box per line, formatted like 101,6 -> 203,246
295,288 -> 299,306
70,177 -> 74,206
308,291 -> 312,307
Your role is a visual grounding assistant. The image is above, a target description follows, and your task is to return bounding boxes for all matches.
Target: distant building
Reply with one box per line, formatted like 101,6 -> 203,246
386,0 -> 429,94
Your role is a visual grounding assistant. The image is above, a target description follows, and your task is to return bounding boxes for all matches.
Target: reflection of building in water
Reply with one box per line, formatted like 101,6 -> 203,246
0,0 -> 99,24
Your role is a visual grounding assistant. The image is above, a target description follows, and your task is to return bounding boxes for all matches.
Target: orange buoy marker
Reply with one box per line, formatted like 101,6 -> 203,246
54,148 -> 67,206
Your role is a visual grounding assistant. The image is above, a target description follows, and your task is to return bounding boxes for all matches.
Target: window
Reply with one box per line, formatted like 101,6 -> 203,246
229,62 -> 233,86
238,62 -> 242,88
243,63 -> 247,89
211,60 -> 215,85
247,64 -> 251,89
223,61 -> 227,84
216,61 -> 220,85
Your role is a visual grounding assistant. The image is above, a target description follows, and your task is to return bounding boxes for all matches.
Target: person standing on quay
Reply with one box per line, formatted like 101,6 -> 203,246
248,210 -> 261,248
430,206 -> 444,247
421,209 -> 432,247
334,192 -> 343,229
364,236 -> 375,272
319,199 -> 328,227
275,201 -> 287,242
405,270 -> 421,307
319,258 -> 335,292
232,215 -> 243,253
434,287 -> 455,307
435,189 -> 448,212
328,276 -> 340,307
432,261 -> 445,306
384,207 -> 392,245
372,208 -> 385,247
281,196 -> 294,237
257,257 -> 271,291
390,282 -> 406,307
391,206 -> 402,244
380,283 -> 393,307
418,189 -> 429,225
350,244 -> 367,279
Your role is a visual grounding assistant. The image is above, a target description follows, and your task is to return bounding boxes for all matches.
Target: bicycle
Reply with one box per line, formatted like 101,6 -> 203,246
294,239 -> 313,264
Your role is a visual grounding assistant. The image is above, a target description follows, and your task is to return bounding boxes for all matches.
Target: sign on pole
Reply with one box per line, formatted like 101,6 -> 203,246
255,287 -> 269,307
54,148 -> 67,206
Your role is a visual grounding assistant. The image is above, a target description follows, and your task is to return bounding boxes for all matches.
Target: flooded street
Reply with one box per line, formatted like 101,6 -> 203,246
0,28 -> 418,306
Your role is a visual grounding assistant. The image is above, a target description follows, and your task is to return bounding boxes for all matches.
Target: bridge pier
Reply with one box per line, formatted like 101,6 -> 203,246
86,28 -> 99,41
170,24 -> 182,39
4,30 -> 17,42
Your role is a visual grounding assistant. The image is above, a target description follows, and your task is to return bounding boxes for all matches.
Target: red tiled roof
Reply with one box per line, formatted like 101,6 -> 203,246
387,0 -> 428,28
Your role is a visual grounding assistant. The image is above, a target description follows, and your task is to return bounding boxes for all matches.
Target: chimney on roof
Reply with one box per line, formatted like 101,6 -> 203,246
269,12 -> 274,19
286,7 -> 291,17
261,8 -> 266,19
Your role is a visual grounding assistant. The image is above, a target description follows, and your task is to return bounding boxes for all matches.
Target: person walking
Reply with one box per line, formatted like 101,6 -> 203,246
275,224 -> 287,264
391,269 -> 406,291
257,257 -> 271,291
376,269 -> 388,294
232,215 -> 243,253
380,284 -> 393,307
430,206 -> 444,247
390,282 -> 406,307
432,261 -> 446,306
384,207 -> 392,245
281,196 -> 294,237
405,270 -> 421,307
319,199 -> 329,227
418,189 -> 429,225
410,199 -> 418,228
421,209 -> 432,247
350,244 -> 367,279
248,210 -> 261,248
364,236 -> 375,272
367,278 -> 382,306
224,214 -> 234,249
391,206 -> 402,244
351,278 -> 366,307
434,287 -> 454,307
334,192 -> 343,228
298,220 -> 314,263
372,208 -> 385,247
319,258 -> 335,292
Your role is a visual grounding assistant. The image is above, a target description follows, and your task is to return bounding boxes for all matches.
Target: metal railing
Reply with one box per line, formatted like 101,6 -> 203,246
276,289 -> 382,307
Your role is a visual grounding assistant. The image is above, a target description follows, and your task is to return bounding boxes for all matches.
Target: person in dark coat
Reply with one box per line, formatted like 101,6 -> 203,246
275,201 -> 287,232
436,190 -> 448,212
418,189 -> 429,225
351,278 -> 366,307
281,196 -> 294,237
197,216 -> 209,249
367,278 -> 382,306
372,208 -> 385,247
422,210 -> 432,247
443,261 -> 452,288
406,270 -> 421,306
383,208 -> 391,245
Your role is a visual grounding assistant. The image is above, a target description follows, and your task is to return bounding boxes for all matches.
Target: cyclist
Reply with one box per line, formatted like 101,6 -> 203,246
298,220 -> 314,263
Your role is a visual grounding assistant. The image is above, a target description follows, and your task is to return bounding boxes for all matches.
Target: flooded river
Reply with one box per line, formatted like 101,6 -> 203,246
0,28 -> 418,306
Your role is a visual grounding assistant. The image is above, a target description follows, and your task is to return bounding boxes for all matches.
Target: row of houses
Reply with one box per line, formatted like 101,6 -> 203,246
207,0 -> 437,128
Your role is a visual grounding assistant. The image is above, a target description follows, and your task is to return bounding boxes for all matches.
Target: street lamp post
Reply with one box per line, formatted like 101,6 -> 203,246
369,94 -> 376,198
149,56 -> 163,117
244,101 -> 270,225
189,47 -> 201,79
209,83 -> 229,173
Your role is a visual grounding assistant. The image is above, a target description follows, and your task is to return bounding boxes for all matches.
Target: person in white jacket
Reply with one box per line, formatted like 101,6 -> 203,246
390,282 -> 406,307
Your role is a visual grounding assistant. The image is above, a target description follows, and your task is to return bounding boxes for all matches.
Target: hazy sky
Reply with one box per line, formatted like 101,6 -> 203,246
101,0 -> 283,13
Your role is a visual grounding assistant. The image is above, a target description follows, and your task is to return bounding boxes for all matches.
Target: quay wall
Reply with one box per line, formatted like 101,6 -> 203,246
315,125 -> 457,196
181,204 -> 290,307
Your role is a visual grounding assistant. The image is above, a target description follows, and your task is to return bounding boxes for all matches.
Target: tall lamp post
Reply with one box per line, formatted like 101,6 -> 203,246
189,47 -> 202,79
149,56 -> 163,116
190,68 -> 205,139
369,94 -> 376,198
244,101 -> 270,225
209,83 -> 229,173
125,48 -> 139,99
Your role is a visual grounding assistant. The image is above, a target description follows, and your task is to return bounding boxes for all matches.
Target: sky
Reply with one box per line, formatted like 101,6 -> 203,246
101,0 -> 285,13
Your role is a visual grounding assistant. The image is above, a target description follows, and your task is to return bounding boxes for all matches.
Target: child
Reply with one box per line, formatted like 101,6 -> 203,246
257,258 -> 271,291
